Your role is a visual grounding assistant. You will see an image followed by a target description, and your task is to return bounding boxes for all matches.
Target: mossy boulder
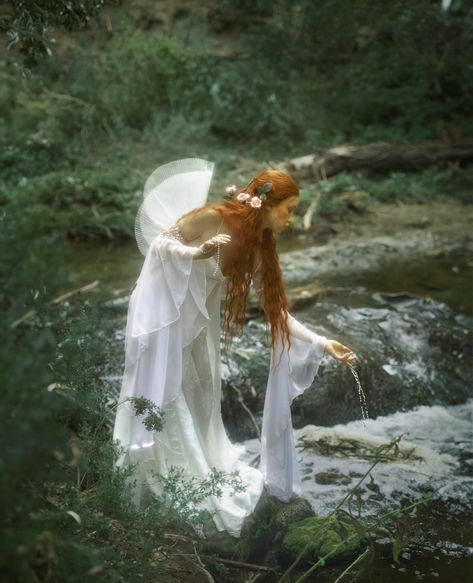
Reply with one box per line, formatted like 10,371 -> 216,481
281,514 -> 366,565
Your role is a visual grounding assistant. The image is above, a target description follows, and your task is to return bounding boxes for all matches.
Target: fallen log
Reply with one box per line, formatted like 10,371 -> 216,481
286,139 -> 473,181
10,280 -> 100,329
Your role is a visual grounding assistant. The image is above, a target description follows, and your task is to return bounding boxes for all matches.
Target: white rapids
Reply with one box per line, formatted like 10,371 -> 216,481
242,399 -> 473,518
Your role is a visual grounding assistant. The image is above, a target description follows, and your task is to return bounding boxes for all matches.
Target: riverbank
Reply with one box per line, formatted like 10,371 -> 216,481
67,198 -> 473,290
302,198 -> 473,242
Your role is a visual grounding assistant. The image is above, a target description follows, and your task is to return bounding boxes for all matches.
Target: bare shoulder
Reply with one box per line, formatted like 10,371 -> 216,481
177,207 -> 221,242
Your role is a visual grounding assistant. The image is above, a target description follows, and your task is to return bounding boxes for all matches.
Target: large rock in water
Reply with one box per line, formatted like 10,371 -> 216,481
280,515 -> 366,565
222,289 -> 472,439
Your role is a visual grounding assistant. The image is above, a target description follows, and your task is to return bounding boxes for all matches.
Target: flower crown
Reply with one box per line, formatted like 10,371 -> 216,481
225,181 -> 272,209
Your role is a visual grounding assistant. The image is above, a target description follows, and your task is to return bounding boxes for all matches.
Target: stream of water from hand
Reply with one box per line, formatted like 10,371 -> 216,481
350,366 -> 370,427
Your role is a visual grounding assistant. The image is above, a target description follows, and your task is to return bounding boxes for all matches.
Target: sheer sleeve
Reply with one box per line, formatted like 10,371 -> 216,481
114,232 -> 210,454
125,233 -> 205,366
260,312 -> 328,502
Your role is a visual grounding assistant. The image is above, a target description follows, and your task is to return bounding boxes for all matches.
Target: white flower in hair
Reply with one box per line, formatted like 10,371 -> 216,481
226,185 -> 237,194
237,192 -> 251,202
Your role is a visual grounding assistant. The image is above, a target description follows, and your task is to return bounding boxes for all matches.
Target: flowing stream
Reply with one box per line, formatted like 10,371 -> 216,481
68,236 -> 473,582
242,400 -> 473,582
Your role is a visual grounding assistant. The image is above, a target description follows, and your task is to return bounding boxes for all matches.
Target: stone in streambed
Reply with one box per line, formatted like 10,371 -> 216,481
315,468 -> 352,485
280,515 -> 365,565
273,496 -> 314,531
200,490 -> 278,561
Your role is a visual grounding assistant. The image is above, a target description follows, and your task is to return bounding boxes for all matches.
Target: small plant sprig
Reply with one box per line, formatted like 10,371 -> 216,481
128,396 -> 164,433
150,466 -> 246,529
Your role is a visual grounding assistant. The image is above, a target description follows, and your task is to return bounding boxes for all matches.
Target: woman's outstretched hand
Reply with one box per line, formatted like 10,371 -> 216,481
324,339 -> 358,368
195,234 -> 232,259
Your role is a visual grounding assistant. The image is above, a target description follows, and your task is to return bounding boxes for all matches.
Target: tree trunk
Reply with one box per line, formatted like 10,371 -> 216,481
286,140 -> 473,181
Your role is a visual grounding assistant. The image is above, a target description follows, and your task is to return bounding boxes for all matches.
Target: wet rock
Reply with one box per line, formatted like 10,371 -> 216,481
405,216 -> 431,229
222,282 -> 472,440
290,295 -> 472,428
200,490 -> 277,560
220,321 -> 270,441
310,223 -> 337,242
273,496 -> 315,531
280,515 -> 366,565
315,468 -> 352,485
339,191 -> 369,214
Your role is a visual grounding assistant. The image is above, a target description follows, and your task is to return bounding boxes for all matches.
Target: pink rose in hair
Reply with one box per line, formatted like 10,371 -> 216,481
237,192 -> 250,202
250,196 -> 262,208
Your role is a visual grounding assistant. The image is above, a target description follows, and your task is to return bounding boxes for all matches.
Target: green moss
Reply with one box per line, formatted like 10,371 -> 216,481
282,515 -> 365,564
237,490 -> 279,561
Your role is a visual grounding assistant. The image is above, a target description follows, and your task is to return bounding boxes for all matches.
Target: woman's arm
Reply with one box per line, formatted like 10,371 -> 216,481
253,265 -> 357,368
287,313 -> 357,368
176,207 -> 231,260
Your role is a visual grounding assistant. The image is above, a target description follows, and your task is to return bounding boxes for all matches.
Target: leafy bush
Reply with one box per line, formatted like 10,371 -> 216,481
70,25 -> 191,132
1,1 -> 471,242
0,197 -> 249,580
224,0 -> 473,142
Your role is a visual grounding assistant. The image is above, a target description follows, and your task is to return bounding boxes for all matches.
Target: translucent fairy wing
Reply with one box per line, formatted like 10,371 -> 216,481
135,158 -> 215,256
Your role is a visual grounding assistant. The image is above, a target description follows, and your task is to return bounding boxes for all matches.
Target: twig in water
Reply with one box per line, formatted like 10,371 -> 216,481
208,557 -> 276,573
10,280 -> 100,328
232,384 -> 261,440
328,435 -> 404,519
332,546 -> 371,583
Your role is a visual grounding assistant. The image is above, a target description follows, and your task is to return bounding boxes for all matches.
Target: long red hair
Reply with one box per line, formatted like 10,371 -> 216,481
213,170 -> 299,350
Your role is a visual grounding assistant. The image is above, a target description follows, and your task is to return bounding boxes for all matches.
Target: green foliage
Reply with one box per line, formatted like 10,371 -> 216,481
1,197 -> 249,580
282,515 -> 365,564
1,2 -> 471,241
201,59 -> 305,142
279,436 -> 432,582
154,466 -> 245,528
68,25 -> 192,132
1,165 -> 142,240
129,397 -> 165,432
0,5 -> 466,577
226,0 -> 473,142
0,203 -> 71,580
1,0 -> 115,68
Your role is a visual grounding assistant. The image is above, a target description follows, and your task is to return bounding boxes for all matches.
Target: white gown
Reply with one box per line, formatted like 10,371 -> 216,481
113,232 -> 327,536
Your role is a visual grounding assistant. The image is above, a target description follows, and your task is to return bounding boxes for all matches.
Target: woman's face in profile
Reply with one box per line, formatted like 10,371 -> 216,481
265,196 -> 299,234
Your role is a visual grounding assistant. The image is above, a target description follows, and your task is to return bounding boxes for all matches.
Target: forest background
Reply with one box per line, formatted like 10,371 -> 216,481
1,0 -> 472,581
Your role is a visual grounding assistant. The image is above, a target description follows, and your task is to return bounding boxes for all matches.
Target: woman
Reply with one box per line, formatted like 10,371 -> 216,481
113,163 -> 356,537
